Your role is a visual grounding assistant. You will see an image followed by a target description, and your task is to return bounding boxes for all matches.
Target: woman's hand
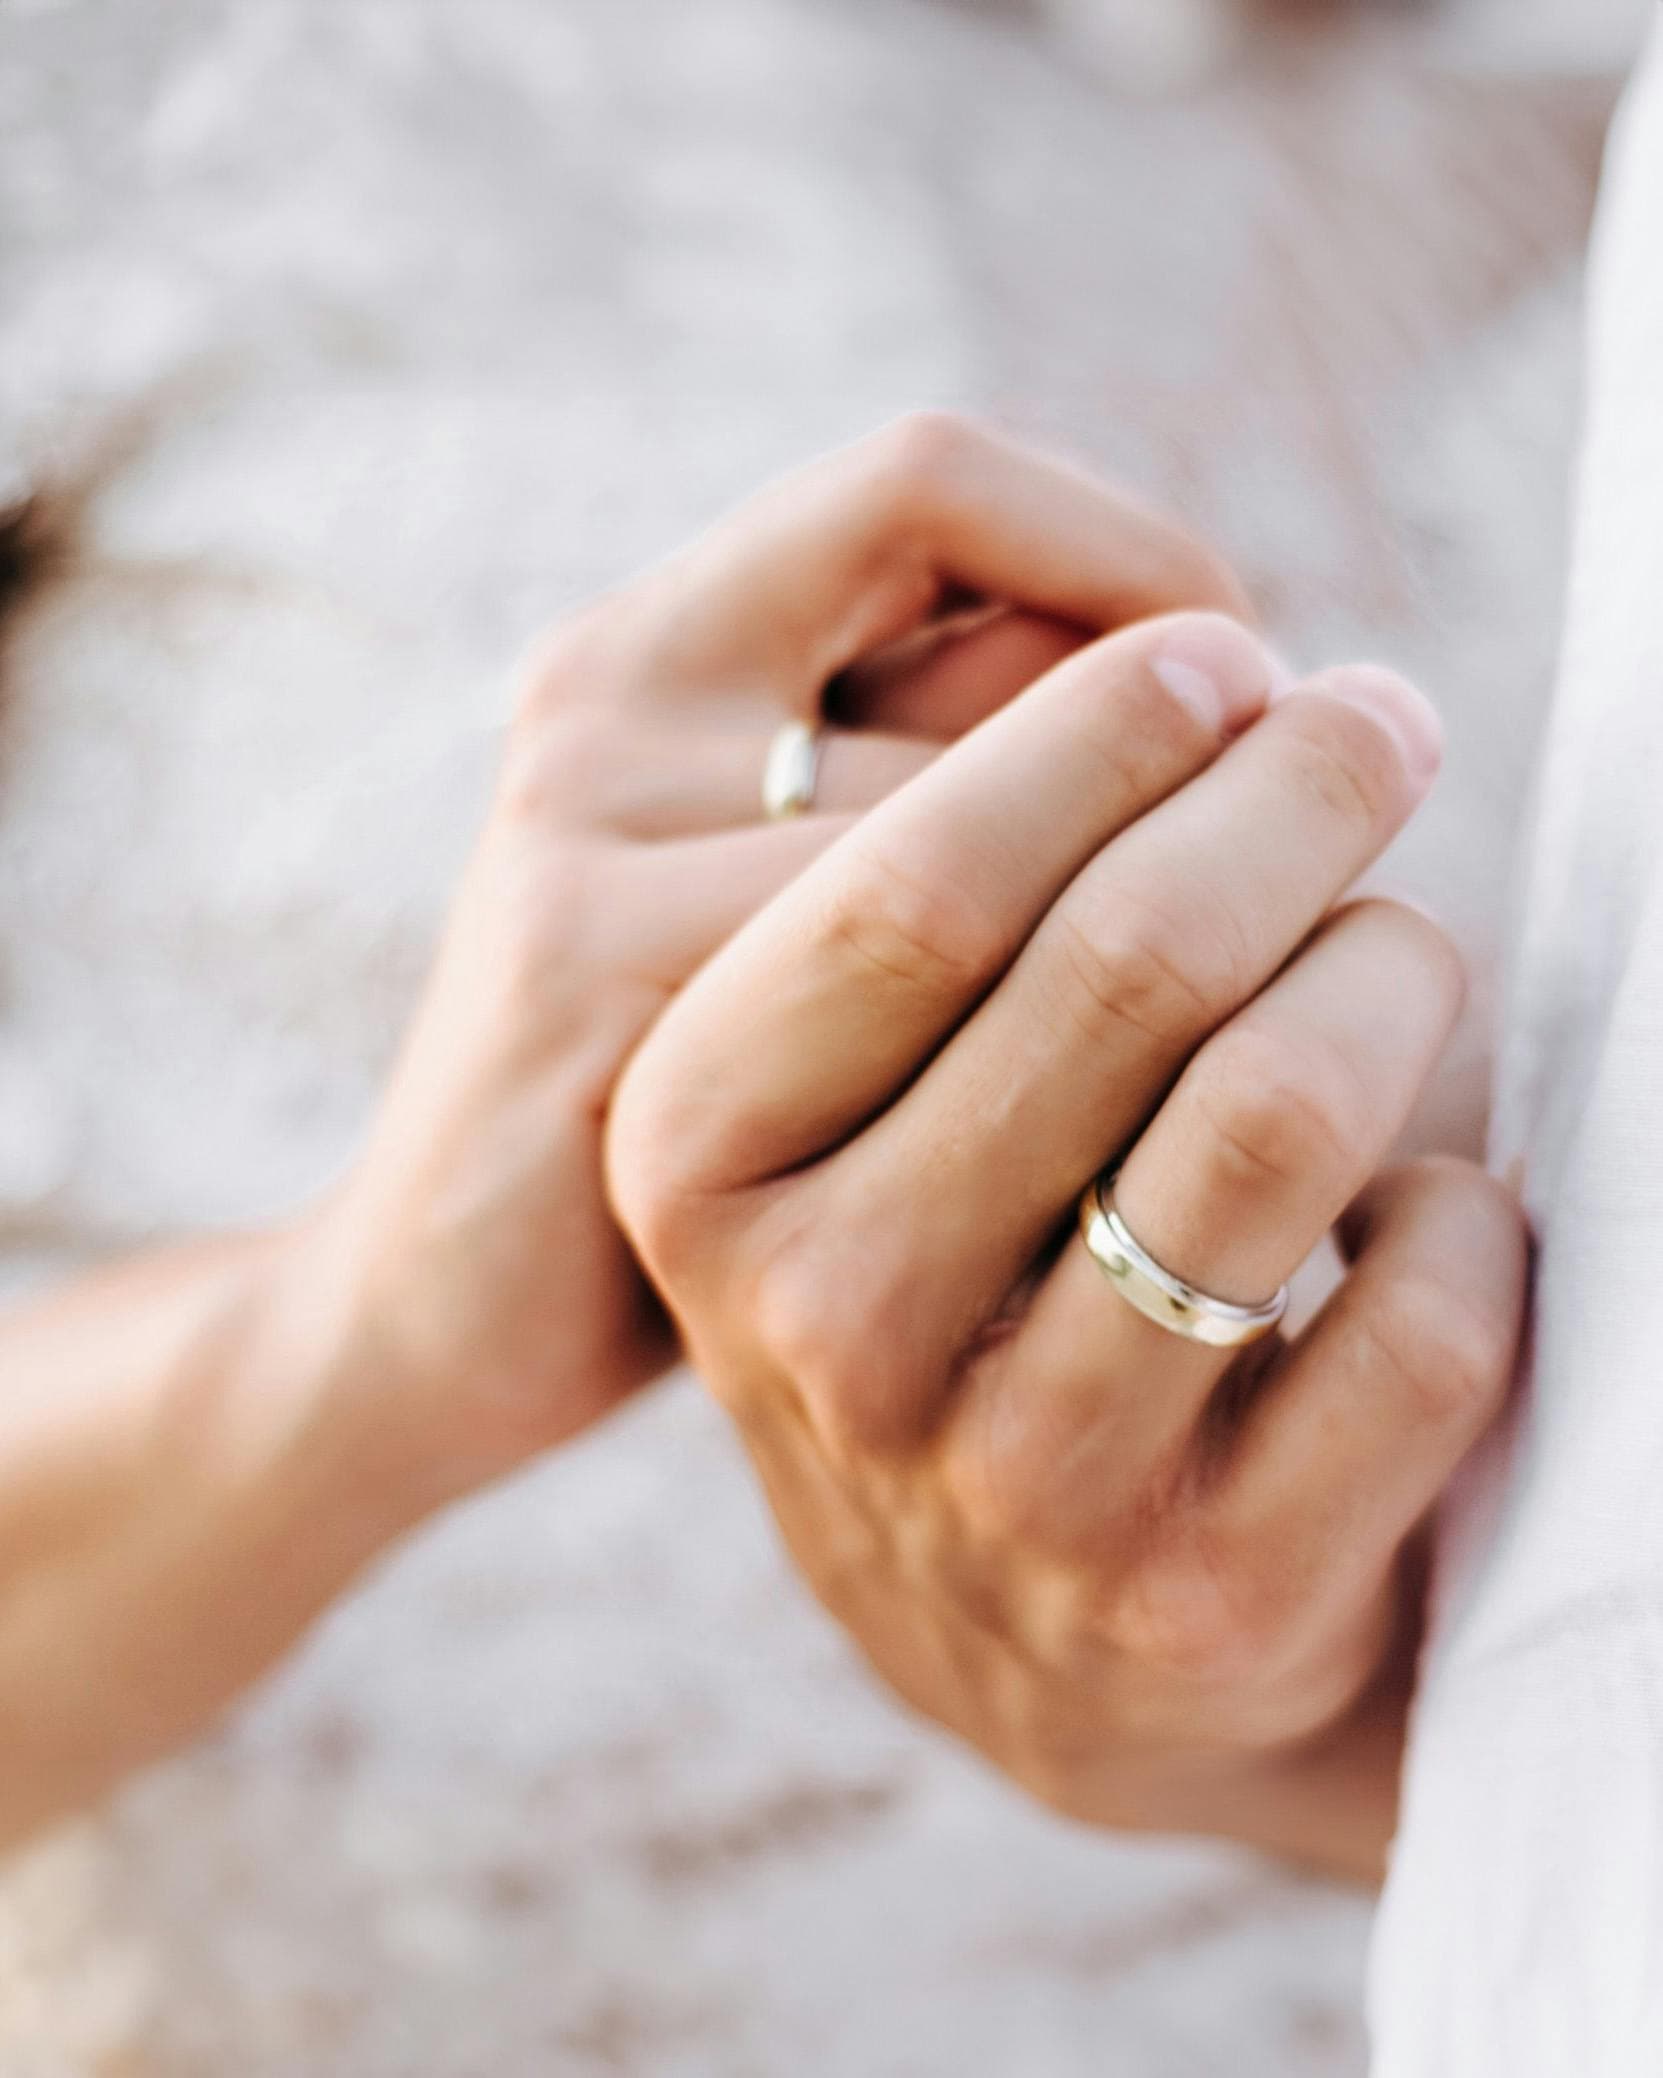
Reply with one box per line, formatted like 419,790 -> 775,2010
606,611 -> 1531,1883
317,415 -> 1248,1507
0,417 -> 1247,1840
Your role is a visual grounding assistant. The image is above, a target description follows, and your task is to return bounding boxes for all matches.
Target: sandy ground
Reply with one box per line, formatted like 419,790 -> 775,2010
0,1 -> 1650,2070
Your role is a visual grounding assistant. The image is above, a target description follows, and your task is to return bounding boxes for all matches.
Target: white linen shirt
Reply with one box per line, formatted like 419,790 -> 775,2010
1372,13 -> 1663,2067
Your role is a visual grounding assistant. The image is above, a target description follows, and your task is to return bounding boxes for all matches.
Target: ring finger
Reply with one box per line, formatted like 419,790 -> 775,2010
593,608 -> 1098,840
806,669 -> 1444,1418
586,717 -> 939,839
944,900 -> 1465,1552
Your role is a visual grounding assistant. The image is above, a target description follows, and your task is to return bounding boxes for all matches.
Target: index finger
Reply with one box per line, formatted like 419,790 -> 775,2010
620,414 -> 1252,705
608,610 -> 1280,1209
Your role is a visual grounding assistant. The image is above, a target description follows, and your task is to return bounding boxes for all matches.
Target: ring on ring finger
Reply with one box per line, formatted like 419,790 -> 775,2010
763,719 -> 824,821
1079,1172 -> 1290,1349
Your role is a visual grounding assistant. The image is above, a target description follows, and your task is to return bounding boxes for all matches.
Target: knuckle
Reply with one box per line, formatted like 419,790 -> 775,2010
476,831 -> 597,1002
514,601 -> 622,723
611,1172 -> 684,1289
1049,883 -> 1242,1053
606,1079 -> 702,1287
1360,1270 -> 1516,1431
498,703 -> 617,829
1279,690 -> 1406,833
948,1420 -> 1054,1554
818,839 -> 995,1002
607,1038 -> 750,1294
1188,1023 -> 1370,1195
861,410 -> 988,521
608,1159 -> 686,1295
946,1389 -> 1136,1575
751,1235 -> 925,1459
1113,1538 -> 1290,1688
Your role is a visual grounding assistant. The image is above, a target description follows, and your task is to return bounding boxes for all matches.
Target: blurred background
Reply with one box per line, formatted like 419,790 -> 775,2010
0,0 -> 1652,2071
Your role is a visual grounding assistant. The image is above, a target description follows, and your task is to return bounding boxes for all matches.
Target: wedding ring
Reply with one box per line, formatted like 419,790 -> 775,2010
1078,1173 -> 1289,1349
762,719 -> 823,821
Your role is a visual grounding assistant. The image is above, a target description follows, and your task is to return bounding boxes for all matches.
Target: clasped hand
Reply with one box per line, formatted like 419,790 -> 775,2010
0,418 -> 1525,1869
605,422 -> 1527,1883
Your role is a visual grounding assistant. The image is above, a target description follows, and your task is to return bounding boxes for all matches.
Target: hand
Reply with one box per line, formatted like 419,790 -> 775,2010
0,417 -> 1248,1841
301,415 -> 1248,1511
607,613 -> 1530,1883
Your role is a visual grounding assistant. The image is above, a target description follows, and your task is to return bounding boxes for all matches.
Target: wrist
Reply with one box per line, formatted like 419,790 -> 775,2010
250,1193 -> 487,1541
281,1121 -> 660,1530
186,1212 -> 445,1571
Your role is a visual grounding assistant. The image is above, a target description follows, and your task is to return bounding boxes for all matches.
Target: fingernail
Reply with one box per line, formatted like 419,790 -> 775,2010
1321,665 -> 1445,790
1151,615 -> 1278,736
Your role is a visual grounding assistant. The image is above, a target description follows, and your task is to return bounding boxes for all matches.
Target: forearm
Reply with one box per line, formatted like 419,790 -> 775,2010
0,1219 -> 423,1846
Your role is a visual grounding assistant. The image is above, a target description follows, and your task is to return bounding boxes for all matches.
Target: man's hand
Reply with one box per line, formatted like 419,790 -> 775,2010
607,611 -> 1530,1883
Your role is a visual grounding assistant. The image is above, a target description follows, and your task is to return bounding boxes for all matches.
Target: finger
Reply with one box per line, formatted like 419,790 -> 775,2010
576,721 -> 941,840
1112,900 -> 1466,1305
835,607 -> 1089,739
817,672 -> 1444,1372
621,814 -> 860,989
609,611 -> 1281,1199
941,903 -> 1465,1547
1170,1157 -> 1526,1671
620,415 -> 1251,704
587,608 -> 1084,841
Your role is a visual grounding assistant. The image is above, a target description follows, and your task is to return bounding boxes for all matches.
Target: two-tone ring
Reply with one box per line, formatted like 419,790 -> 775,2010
1079,1173 -> 1289,1350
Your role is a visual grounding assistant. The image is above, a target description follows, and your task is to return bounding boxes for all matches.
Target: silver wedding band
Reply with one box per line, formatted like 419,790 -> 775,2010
1079,1173 -> 1289,1349
762,719 -> 823,821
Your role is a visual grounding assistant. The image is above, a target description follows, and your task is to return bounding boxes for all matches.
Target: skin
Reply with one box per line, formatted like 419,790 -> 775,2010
606,520 -> 1532,1886
0,415 -> 1248,1848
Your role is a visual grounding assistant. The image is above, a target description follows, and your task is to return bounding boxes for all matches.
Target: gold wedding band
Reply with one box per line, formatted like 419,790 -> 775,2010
1078,1173 -> 1289,1349
762,719 -> 823,821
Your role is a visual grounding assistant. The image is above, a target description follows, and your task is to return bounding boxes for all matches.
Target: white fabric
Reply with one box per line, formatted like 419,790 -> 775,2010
1372,11 -> 1663,2067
